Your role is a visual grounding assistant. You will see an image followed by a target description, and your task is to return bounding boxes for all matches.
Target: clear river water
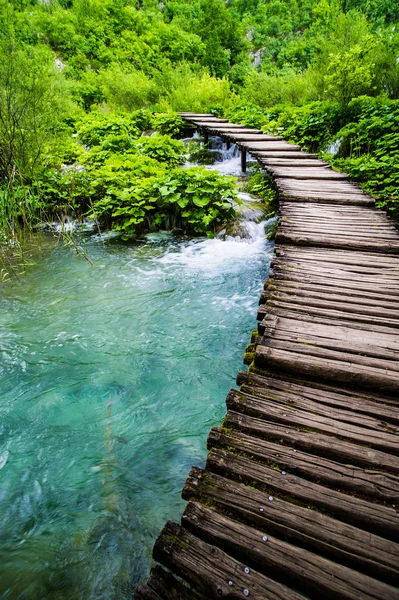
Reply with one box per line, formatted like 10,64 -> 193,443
0,146 -> 274,599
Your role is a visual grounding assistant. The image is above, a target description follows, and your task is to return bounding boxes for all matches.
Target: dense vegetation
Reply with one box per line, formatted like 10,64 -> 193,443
1,0 -> 398,269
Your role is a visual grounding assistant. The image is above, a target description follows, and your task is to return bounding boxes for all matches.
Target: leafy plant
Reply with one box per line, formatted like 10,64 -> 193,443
132,134 -> 186,166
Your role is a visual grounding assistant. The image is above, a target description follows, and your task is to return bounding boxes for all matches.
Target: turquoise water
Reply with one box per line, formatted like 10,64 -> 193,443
0,224 -> 273,599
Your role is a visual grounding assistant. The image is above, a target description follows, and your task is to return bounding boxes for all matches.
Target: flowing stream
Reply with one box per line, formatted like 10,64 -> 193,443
0,145 -> 274,599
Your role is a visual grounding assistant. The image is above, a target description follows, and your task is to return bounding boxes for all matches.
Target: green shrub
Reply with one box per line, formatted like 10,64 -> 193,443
331,155 -> 399,219
152,112 -> 185,137
76,112 -> 141,147
91,165 -> 237,238
132,134 -> 186,166
271,101 -> 342,151
225,102 -> 268,129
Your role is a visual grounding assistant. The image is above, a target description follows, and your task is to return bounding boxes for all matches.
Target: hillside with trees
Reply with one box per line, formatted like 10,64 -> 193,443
1,0 -> 398,269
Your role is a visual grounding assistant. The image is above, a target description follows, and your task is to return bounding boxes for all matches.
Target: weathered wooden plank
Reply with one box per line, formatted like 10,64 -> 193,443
224,410 -> 399,474
275,231 -> 399,251
278,193 -> 374,206
227,388 -> 399,450
207,449 -> 399,540
208,428 -> 399,502
257,301 -> 399,327
262,286 -> 399,311
135,565 -> 203,600
268,167 -> 349,180
279,225 -> 399,240
182,502 -> 399,600
254,151 -> 319,158
237,370 -> 399,412
240,141 -> 301,151
266,293 -> 399,320
268,271 -> 399,297
153,520 -> 305,600
255,344 -> 399,393
261,158 -> 329,167
183,467 -> 399,586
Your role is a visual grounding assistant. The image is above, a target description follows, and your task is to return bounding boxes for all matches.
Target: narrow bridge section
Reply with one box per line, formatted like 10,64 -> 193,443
135,115 -> 399,599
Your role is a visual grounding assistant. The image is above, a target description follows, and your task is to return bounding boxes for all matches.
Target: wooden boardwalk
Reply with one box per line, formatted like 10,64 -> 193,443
135,115 -> 399,600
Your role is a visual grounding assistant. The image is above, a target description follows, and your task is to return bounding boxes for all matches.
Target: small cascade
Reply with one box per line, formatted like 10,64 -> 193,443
326,137 -> 342,156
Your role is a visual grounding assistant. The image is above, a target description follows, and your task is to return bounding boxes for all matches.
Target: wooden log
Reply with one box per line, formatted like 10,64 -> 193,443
153,520 -> 306,600
268,167 -> 349,180
134,584 -> 162,599
268,270 -> 399,297
137,565 -> 203,600
226,389 -> 399,452
260,322 -> 399,361
240,142 -> 301,151
260,299 -> 399,327
255,345 -> 399,394
182,502 -> 399,600
236,370 -> 399,412
224,410 -> 399,474
262,286 -> 399,311
278,194 -> 374,206
266,293 -> 399,320
261,159 -> 329,167
239,376 -> 399,424
208,428 -> 399,502
206,449 -> 399,540
275,231 -> 399,252
254,151 -> 319,159
183,467 -> 399,586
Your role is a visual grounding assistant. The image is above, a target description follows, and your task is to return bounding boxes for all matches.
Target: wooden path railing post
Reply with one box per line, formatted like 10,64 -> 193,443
241,146 -> 247,172
135,113 -> 399,600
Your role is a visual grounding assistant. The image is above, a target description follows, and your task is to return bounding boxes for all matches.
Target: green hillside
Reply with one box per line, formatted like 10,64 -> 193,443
1,0 -> 398,270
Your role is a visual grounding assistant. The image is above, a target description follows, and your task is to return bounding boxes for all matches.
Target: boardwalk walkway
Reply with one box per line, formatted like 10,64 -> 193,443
135,115 -> 399,600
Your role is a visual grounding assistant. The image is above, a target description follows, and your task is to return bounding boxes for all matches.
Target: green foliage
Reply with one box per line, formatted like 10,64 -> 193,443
323,42 -> 376,109
226,102 -> 267,129
91,165 -> 237,237
242,168 -> 278,213
242,69 -> 318,109
325,96 -> 399,218
152,113 -> 185,137
268,101 -> 342,151
132,134 -> 186,166
76,112 -> 141,146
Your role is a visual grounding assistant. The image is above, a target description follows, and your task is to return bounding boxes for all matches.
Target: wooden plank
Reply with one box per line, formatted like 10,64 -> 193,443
266,293 -> 399,319
224,410 -> 399,474
135,565 -> 203,600
240,141 -> 301,151
207,449 -> 399,540
208,427 -> 399,502
255,345 -> 399,393
182,502 -> 399,600
226,388 -> 399,452
237,370 -> 399,411
262,286 -> 399,310
183,467 -> 399,586
275,231 -> 399,251
254,150 -> 319,159
278,194 -> 374,206
153,520 -> 306,600
257,302 -> 399,327
261,158 -> 329,167
268,167 -> 348,180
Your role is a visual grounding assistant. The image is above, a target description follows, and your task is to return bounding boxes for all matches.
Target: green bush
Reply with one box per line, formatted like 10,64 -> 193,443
132,134 -> 186,166
76,112 -> 141,147
270,101 -> 342,151
152,112 -> 185,137
225,102 -> 268,129
90,164 -> 237,237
